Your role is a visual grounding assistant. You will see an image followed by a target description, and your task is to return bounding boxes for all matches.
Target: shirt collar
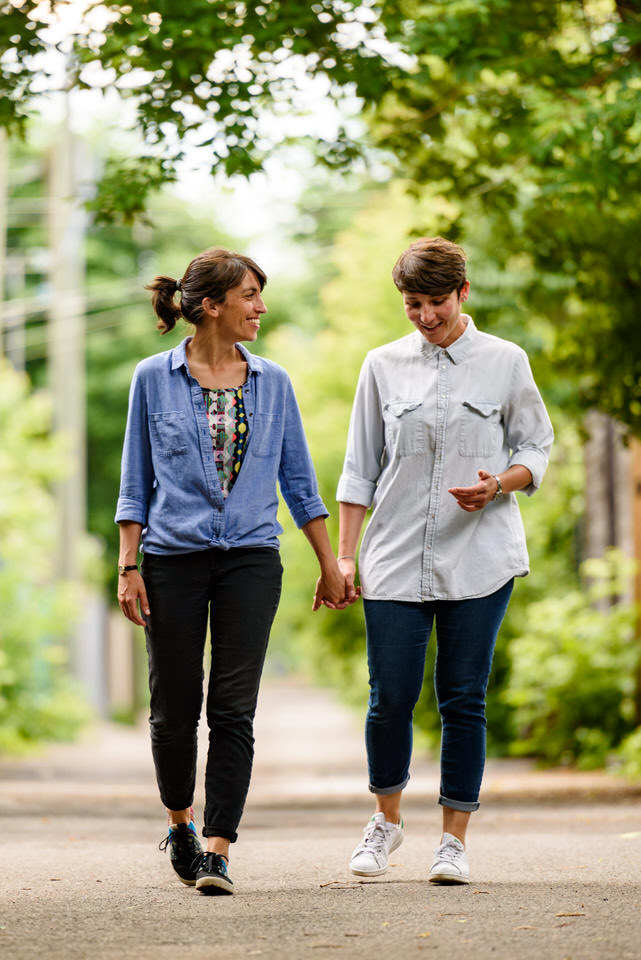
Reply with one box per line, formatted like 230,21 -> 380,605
415,314 -> 477,365
170,336 -> 264,374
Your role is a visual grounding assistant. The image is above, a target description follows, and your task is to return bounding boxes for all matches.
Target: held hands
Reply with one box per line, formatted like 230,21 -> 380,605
312,557 -> 361,612
117,570 -> 151,626
448,469 -> 499,513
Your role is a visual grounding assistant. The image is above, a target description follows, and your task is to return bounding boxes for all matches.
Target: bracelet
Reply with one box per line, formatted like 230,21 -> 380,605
492,475 -> 503,500
337,555 -> 355,561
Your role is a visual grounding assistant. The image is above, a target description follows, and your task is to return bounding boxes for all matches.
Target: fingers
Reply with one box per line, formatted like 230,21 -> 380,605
313,570 -> 362,611
118,573 -> 150,626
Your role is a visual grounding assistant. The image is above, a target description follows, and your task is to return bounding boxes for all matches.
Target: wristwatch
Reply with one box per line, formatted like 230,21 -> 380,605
492,475 -> 503,500
118,563 -> 139,576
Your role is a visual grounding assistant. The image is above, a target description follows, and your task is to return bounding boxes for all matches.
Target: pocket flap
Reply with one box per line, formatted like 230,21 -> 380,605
462,400 -> 501,418
384,399 -> 423,418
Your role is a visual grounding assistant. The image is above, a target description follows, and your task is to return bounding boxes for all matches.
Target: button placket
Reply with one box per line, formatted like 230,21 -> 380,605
190,380 -> 224,537
421,351 -> 449,598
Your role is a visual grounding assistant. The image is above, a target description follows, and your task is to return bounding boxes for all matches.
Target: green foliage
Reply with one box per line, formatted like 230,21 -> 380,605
0,1 -> 385,184
265,183 -> 634,771
614,725 -> 641,778
86,155 -> 179,225
0,360 -> 91,753
503,550 -> 638,769
4,1 -> 641,429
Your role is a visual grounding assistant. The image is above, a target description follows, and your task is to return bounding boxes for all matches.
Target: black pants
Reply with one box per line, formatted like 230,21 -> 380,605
141,546 -> 283,842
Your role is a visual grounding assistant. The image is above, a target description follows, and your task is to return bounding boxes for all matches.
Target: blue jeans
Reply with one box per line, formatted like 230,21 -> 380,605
363,580 -> 513,812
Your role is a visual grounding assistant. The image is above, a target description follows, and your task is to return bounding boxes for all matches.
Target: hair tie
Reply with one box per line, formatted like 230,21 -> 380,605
175,278 -> 182,292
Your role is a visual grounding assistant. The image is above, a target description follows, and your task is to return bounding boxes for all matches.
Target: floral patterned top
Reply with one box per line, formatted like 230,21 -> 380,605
202,386 -> 249,497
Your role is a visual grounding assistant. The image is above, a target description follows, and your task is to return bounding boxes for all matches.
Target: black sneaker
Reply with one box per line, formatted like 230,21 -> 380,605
158,821 -> 203,886
195,852 -> 234,895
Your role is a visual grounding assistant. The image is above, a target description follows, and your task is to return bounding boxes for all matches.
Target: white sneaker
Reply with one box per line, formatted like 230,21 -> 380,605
429,832 -> 471,884
349,812 -> 404,876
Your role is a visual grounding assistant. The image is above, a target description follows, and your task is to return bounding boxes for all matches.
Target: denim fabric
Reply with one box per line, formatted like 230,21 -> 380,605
116,337 -> 328,554
337,318 -> 553,600
363,579 -> 513,811
141,546 -> 283,843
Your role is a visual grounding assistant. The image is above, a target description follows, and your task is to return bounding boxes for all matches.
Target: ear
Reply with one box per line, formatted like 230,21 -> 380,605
459,280 -> 470,303
201,296 -> 220,318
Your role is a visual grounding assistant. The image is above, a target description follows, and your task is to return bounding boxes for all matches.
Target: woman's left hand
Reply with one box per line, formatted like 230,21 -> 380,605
448,469 -> 498,512
312,563 -> 360,612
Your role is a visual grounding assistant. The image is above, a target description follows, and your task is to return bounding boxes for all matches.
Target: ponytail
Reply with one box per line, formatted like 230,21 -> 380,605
144,275 -> 183,334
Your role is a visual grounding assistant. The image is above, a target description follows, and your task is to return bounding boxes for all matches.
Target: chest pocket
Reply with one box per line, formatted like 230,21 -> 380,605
149,412 -> 188,456
250,412 -> 281,458
383,399 -> 425,458
458,400 -> 502,457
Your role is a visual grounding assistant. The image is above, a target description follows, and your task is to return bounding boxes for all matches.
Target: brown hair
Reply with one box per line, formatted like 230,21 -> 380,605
145,247 -> 267,334
392,237 -> 467,296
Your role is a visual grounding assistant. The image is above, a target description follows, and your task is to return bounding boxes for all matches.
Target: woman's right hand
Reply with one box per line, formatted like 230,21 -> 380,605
117,571 -> 150,626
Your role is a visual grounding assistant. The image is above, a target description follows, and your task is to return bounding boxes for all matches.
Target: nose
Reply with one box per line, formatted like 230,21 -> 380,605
256,296 -> 267,315
420,303 -> 435,323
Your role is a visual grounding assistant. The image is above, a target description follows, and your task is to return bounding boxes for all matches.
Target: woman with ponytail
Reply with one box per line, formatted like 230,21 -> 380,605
115,248 -> 355,895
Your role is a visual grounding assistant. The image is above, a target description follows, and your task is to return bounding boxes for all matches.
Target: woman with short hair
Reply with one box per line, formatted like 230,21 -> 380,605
336,237 -> 553,884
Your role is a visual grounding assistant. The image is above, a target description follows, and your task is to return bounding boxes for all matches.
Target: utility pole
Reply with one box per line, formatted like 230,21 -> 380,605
47,95 -> 87,580
47,95 -> 107,715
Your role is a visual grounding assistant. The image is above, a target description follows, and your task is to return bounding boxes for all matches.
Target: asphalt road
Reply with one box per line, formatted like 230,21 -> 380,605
1,679 -> 640,960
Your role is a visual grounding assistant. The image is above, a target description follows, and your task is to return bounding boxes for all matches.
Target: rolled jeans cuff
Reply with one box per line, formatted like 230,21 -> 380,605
439,794 -> 480,813
369,776 -> 409,795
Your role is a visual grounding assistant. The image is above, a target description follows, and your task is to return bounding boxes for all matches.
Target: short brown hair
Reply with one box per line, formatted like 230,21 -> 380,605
392,237 -> 467,296
145,248 -> 267,334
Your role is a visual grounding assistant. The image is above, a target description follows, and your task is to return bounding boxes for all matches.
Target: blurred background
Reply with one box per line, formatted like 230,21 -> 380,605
1,0 -> 640,775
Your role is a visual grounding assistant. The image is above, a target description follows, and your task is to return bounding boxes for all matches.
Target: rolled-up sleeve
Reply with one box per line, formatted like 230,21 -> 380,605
337,354 -> 384,507
505,350 -> 554,495
278,377 -> 328,529
114,366 -> 154,525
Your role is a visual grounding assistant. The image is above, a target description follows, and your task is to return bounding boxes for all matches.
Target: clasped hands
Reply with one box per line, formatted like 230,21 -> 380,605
312,557 -> 361,612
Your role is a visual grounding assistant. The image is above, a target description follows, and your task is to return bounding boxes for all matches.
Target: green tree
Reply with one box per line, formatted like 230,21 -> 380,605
0,360 -> 90,752
3,2 -> 638,428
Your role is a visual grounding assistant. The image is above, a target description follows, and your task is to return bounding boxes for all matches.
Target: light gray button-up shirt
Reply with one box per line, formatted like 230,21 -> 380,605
337,317 -> 554,601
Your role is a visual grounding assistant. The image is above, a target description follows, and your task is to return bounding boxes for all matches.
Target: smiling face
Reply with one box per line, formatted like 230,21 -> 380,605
203,270 -> 267,342
402,281 -> 470,348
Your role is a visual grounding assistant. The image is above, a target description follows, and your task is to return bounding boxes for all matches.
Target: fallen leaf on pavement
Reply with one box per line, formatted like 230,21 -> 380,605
515,926 -> 536,930
473,890 -> 490,895
417,932 -> 431,938
555,912 -> 585,917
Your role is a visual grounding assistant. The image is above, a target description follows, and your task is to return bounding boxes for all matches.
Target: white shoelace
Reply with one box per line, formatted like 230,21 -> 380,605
434,838 -> 464,862
356,820 -> 389,860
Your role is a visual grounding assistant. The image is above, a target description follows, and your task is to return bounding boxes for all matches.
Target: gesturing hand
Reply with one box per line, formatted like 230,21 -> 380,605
448,469 -> 499,512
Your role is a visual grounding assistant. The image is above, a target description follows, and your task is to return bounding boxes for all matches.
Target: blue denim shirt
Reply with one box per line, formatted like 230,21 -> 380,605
115,338 -> 328,554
